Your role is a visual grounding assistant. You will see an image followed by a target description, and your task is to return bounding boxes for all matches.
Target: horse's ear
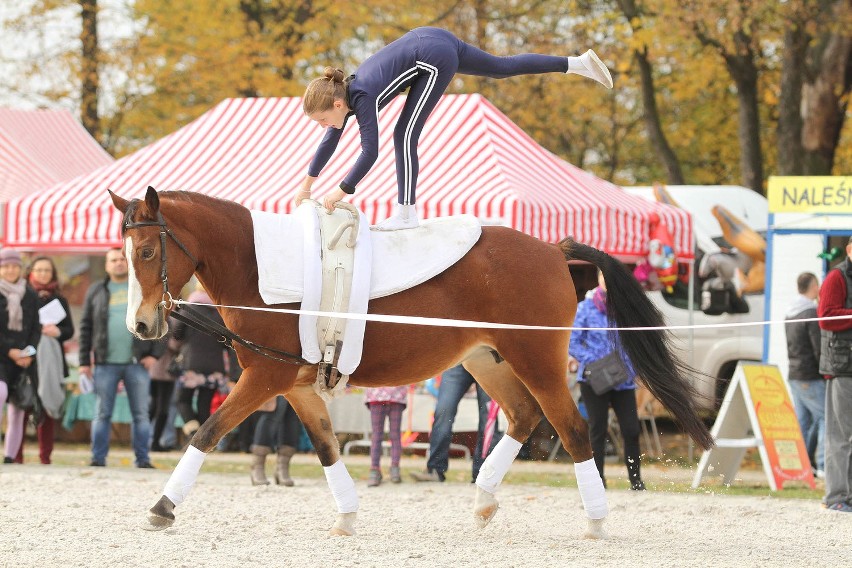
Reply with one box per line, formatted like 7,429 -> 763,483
108,189 -> 130,213
145,185 -> 160,214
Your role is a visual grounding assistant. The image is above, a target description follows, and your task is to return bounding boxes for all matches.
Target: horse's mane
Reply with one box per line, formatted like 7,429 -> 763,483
121,190 -> 248,237
158,190 -> 247,212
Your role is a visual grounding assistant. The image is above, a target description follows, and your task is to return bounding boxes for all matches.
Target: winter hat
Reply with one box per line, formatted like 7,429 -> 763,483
0,248 -> 22,267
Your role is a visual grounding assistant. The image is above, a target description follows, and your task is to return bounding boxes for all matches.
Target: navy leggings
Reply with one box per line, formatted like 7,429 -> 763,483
579,382 -> 642,487
394,27 -> 568,205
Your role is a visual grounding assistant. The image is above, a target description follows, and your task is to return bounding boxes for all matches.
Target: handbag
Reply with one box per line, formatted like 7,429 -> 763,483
583,351 -> 630,395
10,368 -> 37,411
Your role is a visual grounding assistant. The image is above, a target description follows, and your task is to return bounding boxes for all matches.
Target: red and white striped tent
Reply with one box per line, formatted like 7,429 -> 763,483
4,95 -> 691,258
0,108 -> 113,203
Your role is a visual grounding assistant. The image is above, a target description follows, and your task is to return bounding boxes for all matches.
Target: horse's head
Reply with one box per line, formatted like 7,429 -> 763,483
110,186 -> 197,340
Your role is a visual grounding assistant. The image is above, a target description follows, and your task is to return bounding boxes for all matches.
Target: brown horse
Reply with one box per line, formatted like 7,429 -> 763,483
111,187 -> 712,538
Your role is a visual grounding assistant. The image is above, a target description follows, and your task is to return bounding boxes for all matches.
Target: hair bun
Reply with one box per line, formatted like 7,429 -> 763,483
323,67 -> 345,83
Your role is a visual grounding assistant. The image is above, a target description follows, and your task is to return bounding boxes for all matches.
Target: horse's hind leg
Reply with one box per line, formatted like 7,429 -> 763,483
143,367 -> 283,531
285,383 -> 358,536
462,351 -> 545,528
497,340 -> 608,539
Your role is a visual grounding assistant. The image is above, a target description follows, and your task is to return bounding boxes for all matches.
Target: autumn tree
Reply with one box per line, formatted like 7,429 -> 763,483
3,1 -> 848,182
78,0 -> 100,140
614,0 -> 685,184
776,0 -> 851,175
1,0 -> 148,152
672,0 -> 770,193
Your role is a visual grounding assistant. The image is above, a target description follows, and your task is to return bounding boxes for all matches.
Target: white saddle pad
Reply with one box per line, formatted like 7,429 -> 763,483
251,209 -> 482,304
251,206 -> 481,374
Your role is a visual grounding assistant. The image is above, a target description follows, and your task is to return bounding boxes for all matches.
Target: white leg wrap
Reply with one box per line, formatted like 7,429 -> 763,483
163,445 -> 206,506
323,460 -> 359,513
475,435 -> 523,494
575,458 -> 608,520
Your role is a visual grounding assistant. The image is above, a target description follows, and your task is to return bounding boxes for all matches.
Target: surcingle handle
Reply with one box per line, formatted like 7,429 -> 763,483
326,340 -> 344,389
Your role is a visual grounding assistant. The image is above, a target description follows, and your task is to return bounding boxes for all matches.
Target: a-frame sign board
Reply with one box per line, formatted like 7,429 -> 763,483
692,363 -> 815,490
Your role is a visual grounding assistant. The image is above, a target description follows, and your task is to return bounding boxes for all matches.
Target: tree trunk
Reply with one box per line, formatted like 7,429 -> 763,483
635,48 -> 685,184
732,68 -> 763,193
721,28 -> 763,193
615,0 -> 684,184
802,30 -> 852,174
472,0 -> 488,93
238,0 -> 263,97
79,0 -> 100,143
776,24 -> 808,175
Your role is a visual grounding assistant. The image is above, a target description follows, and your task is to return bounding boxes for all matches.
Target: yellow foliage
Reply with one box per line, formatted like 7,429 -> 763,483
2,0 -> 849,182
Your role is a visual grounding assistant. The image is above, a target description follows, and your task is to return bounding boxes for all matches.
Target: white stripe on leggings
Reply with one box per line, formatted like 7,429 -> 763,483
372,67 -> 419,163
399,61 -> 438,205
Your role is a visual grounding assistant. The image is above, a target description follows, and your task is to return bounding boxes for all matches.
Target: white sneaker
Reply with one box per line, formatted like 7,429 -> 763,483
568,49 -> 613,89
371,204 -> 419,231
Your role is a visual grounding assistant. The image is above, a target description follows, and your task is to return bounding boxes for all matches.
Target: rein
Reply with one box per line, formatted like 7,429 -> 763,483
168,304 -> 308,366
122,204 -> 308,366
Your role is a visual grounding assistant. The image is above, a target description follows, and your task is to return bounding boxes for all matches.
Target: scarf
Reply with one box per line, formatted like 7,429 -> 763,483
592,286 -> 607,314
0,278 -> 26,331
28,275 -> 59,300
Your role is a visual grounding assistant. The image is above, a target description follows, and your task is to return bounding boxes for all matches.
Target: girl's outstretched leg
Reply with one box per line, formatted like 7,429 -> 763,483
454,35 -> 612,88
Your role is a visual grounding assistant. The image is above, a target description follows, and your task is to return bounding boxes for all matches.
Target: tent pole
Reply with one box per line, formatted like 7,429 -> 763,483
687,233 -> 696,464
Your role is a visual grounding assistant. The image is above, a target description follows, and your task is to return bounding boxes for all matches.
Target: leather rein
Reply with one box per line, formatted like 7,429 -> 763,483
122,205 -> 308,366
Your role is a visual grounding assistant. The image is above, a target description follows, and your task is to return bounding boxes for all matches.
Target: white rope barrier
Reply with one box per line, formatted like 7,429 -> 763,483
175,299 -> 852,333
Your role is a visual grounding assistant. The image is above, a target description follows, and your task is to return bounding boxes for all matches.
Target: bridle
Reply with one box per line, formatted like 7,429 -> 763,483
121,202 -> 308,366
122,209 -> 197,310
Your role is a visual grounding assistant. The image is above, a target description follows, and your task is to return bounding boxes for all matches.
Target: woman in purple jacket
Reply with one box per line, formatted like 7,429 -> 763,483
569,270 -> 645,490
297,27 -> 612,230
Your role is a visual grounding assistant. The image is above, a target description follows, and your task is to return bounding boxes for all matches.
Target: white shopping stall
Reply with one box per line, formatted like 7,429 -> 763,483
693,176 -> 850,491
763,176 -> 852,374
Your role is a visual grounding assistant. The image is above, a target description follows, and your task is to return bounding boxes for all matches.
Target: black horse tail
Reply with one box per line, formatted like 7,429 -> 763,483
559,237 -> 715,451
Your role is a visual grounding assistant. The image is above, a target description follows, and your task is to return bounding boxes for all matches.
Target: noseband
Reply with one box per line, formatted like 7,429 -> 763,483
122,209 -> 198,310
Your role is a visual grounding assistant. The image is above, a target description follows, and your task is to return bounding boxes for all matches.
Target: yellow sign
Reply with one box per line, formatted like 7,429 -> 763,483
742,364 -> 814,489
693,363 -> 816,491
768,176 -> 852,213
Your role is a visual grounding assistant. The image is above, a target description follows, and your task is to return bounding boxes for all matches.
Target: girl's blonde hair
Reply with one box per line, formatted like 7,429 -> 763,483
303,67 -> 347,115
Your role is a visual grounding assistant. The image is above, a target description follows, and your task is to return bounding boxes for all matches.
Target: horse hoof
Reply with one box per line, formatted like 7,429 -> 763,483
473,486 -> 499,528
141,513 -> 174,531
582,517 -> 608,540
141,495 -> 176,531
328,512 -> 357,536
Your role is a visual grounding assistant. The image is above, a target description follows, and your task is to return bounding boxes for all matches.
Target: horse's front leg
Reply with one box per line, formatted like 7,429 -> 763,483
143,366 -> 286,531
286,383 -> 358,536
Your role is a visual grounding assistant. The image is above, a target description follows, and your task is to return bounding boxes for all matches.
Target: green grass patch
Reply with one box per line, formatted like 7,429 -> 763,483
37,446 -> 824,501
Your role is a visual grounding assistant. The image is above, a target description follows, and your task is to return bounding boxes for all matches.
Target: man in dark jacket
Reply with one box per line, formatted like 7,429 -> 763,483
79,248 -> 164,468
818,236 -> 852,513
784,272 -> 824,477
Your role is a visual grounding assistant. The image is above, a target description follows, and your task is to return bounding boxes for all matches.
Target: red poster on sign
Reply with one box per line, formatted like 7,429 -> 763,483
743,365 -> 815,489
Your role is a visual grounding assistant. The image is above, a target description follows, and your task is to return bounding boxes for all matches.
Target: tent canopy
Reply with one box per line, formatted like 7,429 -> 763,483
0,108 -> 113,203
4,95 -> 691,257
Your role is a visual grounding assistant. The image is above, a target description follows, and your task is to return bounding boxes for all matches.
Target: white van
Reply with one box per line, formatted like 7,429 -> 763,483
623,185 -> 769,410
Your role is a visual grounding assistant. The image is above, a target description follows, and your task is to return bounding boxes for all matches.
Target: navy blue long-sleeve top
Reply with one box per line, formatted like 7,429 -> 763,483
307,32 -> 421,193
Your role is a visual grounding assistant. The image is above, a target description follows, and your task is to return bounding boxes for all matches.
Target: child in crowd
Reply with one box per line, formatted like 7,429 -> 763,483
364,385 -> 408,486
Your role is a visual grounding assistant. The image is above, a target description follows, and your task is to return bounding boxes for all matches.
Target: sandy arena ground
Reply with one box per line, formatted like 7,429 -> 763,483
1,452 -> 850,568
